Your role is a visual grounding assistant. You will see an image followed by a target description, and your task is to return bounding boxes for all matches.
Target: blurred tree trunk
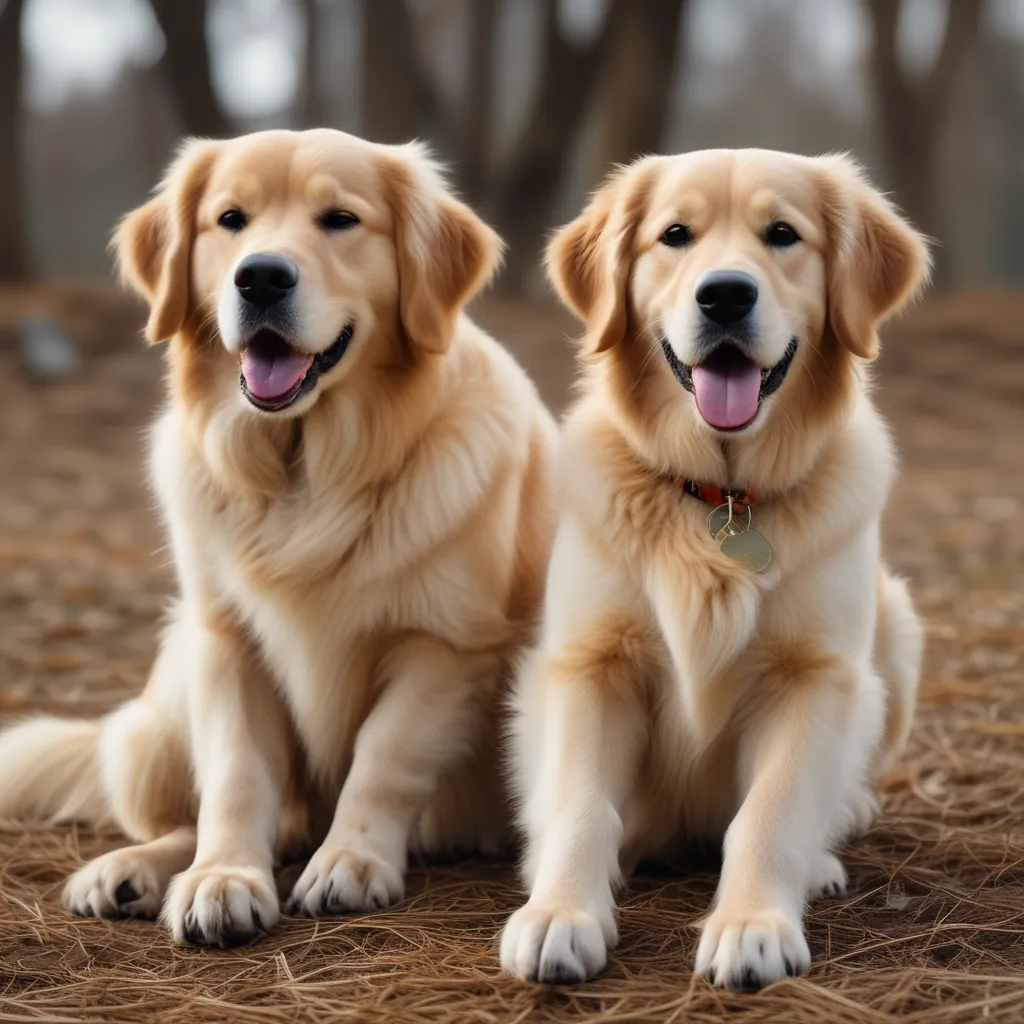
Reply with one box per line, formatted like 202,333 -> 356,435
594,0 -> 689,172
362,0 -> 419,143
136,62 -> 180,186
0,0 -> 30,282
865,0 -> 982,287
150,0 -> 231,138
459,0 -> 497,203
492,0 -> 620,293
297,0 -> 325,127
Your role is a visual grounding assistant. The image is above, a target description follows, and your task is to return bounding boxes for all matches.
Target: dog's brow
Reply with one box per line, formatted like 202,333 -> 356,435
208,174 -> 262,213
747,189 -> 817,235
748,188 -> 787,219
306,174 -> 366,214
660,188 -> 709,220
642,191 -> 709,243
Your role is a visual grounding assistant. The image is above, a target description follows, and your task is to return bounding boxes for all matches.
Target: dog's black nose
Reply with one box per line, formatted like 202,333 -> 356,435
235,254 -> 299,308
696,271 -> 758,326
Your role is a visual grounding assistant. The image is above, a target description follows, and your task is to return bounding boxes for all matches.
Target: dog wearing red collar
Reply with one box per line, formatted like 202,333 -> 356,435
501,149 -> 930,991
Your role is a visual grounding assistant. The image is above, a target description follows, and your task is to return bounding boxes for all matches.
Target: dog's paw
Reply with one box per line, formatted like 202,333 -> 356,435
162,865 -> 278,947
695,907 -> 810,991
287,845 -> 404,916
808,852 -> 848,900
500,902 -> 616,984
63,849 -> 165,919
849,789 -> 880,836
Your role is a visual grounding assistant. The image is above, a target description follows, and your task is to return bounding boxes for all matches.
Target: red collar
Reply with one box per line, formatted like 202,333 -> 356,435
674,478 -> 758,513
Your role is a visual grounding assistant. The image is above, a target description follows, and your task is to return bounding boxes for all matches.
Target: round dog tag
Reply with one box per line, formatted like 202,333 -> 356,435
720,528 -> 773,573
707,503 -> 751,540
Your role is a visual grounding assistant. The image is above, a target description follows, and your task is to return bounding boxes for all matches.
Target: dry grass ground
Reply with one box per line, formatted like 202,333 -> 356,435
1,287 -> 1022,1023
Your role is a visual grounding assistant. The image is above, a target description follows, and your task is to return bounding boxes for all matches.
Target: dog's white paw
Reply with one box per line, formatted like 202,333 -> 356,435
849,788 -> 880,836
162,865 -> 279,947
287,845 -> 404,916
808,852 -> 848,900
695,907 -> 810,990
500,902 -> 616,984
63,848 -> 166,919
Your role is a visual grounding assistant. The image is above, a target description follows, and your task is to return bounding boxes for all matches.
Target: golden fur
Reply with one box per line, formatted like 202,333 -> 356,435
0,129 -> 557,945
501,149 -> 930,990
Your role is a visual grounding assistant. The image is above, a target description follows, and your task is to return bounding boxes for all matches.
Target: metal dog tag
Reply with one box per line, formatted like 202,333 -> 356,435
720,528 -> 773,573
705,497 -> 772,572
708,502 -> 751,540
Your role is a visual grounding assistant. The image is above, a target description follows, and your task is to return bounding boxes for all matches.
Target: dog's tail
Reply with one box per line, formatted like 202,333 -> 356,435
0,716 -> 110,825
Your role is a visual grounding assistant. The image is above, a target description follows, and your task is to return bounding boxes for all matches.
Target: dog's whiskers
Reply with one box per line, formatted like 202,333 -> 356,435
633,339 -> 662,388
799,361 -> 820,403
194,307 -> 223,349
631,318 -> 666,390
776,400 -> 801,440
805,336 -> 838,386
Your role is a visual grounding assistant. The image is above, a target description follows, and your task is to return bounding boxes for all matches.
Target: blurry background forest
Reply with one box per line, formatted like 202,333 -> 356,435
0,0 -> 1023,298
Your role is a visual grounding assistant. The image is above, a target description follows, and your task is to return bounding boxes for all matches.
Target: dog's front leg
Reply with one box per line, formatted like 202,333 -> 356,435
288,639 -> 491,916
695,652 -> 860,990
161,616 -> 291,946
499,650 -> 646,984
500,518 -> 648,984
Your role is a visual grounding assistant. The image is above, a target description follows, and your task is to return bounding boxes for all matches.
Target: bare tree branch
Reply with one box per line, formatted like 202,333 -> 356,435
926,0 -> 983,114
492,0 -> 620,291
0,0 -> 30,281
362,0 -> 419,143
866,0 -> 914,122
150,0 -> 232,138
594,0 -> 689,172
459,0 -> 497,203
864,0 -> 982,284
297,0 -> 325,128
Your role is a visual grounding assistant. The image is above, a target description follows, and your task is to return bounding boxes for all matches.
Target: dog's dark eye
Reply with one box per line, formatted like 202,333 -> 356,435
660,224 -> 692,248
319,209 -> 360,233
217,208 -> 247,232
765,221 -> 800,248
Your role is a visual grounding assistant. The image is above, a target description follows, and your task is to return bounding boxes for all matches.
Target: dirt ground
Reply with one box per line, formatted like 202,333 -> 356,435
0,286 -> 1022,1023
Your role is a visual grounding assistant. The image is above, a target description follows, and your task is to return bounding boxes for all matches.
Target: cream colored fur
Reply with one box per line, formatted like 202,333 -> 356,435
501,149 -> 930,990
0,130 -> 557,946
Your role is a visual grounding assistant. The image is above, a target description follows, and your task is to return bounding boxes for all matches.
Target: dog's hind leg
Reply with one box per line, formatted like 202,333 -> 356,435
288,639 -> 505,918
63,826 -> 196,919
63,619 -> 199,920
806,851 -> 848,900
873,569 -> 923,776
100,680 -> 196,845
416,714 -> 512,858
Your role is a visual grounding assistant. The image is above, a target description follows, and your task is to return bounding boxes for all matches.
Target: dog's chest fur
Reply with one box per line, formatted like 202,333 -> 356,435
556,397 -> 896,844
150,400 -> 520,780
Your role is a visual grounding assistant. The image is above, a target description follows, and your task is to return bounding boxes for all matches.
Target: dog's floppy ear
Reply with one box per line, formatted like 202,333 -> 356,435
113,139 -> 219,344
546,161 -> 653,354
381,143 -> 503,355
817,155 -> 931,360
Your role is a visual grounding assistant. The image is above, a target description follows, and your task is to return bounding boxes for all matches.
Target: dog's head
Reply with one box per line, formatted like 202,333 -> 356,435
114,130 -> 501,416
548,149 -> 930,449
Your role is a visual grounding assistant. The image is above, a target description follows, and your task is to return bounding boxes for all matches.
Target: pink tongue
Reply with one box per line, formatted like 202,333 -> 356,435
691,348 -> 762,430
242,348 -> 313,401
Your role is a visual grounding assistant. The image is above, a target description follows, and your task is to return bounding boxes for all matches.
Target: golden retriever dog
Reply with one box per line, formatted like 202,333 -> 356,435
500,149 -> 929,989
0,130 -> 557,946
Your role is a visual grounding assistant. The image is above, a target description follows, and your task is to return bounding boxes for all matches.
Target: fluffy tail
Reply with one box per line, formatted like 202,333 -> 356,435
0,717 -> 110,825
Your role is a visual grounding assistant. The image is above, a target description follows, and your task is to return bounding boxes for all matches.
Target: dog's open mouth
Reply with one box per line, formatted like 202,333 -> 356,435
660,337 -> 798,431
239,324 -> 354,412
